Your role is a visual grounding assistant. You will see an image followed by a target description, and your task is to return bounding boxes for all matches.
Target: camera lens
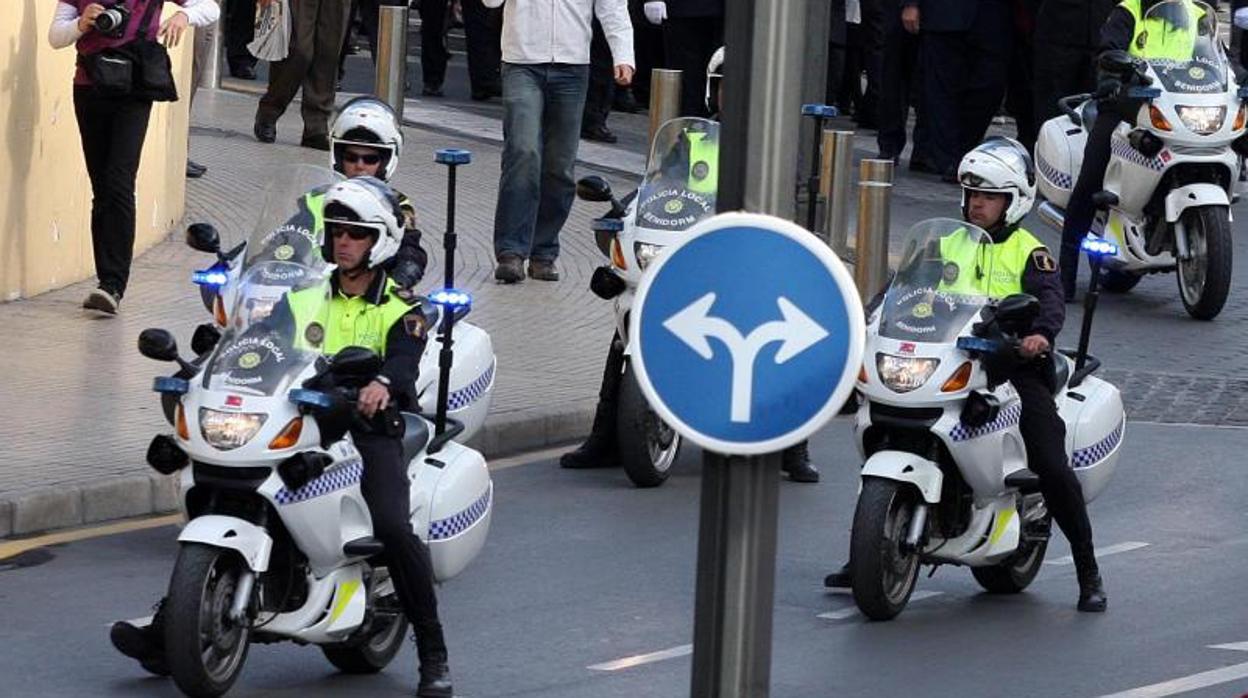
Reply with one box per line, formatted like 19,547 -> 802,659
94,6 -> 128,36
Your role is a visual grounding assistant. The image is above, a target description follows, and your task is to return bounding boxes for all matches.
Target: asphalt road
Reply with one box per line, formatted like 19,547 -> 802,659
2,420 -> 1246,697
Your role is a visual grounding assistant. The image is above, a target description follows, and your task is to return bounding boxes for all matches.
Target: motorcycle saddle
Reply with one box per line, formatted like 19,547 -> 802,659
400,412 -> 431,465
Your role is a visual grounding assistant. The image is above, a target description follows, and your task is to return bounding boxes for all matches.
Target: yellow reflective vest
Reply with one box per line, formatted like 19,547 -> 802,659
286,277 -> 411,356
1120,0 -> 1204,60
937,227 -> 1046,298
686,131 -> 719,195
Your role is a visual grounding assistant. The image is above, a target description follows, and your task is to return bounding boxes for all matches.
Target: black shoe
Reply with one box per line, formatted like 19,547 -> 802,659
495,254 -> 524,284
471,85 -> 501,101
229,63 -> 257,80
781,441 -> 820,483
612,90 -> 640,113
254,119 -> 276,143
417,661 -> 454,697
301,133 -> 330,151
422,83 -> 444,97
824,562 -> 853,588
561,400 -> 619,469
527,258 -> 560,281
1075,550 -> 1107,612
581,125 -> 618,144
110,619 -> 169,675
186,160 -> 207,179
83,287 -> 120,315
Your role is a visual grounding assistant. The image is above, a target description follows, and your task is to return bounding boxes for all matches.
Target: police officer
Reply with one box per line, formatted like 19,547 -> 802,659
825,138 -> 1108,613
111,179 -> 455,696
1057,0 -> 1195,298
561,47 -> 822,483
1032,0 -> 1117,129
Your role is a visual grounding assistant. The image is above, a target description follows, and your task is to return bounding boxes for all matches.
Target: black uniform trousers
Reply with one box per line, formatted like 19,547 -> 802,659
226,0 -> 258,72
73,89 -> 153,299
663,16 -> 723,118
583,21 -> 616,133
876,0 -> 925,160
418,0 -> 450,88
1011,364 -> 1094,553
257,0 -> 352,140
1032,43 -> 1097,130
920,1 -> 1011,174
629,0 -> 665,104
461,0 -> 502,96
353,430 -> 447,661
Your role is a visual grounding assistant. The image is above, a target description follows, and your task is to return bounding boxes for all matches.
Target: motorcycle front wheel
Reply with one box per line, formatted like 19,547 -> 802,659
616,361 -> 681,488
164,544 -> 252,698
1176,205 -> 1232,320
850,478 -> 921,621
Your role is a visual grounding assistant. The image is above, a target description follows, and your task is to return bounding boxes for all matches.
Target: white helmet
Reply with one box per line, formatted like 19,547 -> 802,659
957,137 -> 1037,227
330,96 -> 404,181
705,46 -> 725,115
320,177 -> 404,270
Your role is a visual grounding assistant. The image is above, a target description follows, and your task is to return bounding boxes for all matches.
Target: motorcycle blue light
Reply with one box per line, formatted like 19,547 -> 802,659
289,389 -> 333,409
192,269 -> 229,286
152,377 -> 190,395
1080,235 -> 1119,258
429,288 -> 473,309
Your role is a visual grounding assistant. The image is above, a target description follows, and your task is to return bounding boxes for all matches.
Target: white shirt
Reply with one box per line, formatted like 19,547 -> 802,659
483,0 -> 635,68
49,0 -> 220,49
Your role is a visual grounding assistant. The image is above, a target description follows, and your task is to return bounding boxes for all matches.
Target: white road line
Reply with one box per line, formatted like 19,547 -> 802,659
1046,541 -> 1150,566
1095,661 -> 1248,697
588,644 -> 692,672
488,444 -> 576,471
817,591 -> 944,620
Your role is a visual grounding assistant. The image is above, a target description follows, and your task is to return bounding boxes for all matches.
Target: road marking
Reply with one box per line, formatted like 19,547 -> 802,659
103,614 -> 154,629
588,644 -> 692,672
1045,541 -> 1149,566
1097,643 -> 1248,698
488,444 -> 576,471
817,591 -> 944,620
0,514 -> 183,562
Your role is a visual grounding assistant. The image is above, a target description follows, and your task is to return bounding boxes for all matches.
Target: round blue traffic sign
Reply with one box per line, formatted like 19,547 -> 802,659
631,212 -> 864,455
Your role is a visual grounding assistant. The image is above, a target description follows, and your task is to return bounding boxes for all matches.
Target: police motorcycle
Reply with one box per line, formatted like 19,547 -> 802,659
849,219 -> 1124,621
136,259 -> 492,697
1034,0 -> 1239,320
184,164 -> 495,440
574,117 -> 720,487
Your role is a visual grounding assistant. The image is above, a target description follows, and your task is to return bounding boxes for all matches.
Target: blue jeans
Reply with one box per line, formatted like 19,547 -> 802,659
493,63 -> 590,262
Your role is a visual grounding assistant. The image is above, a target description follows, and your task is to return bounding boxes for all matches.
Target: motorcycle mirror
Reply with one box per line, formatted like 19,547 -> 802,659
185,223 -> 222,254
1097,50 -> 1136,77
576,175 -> 614,203
330,346 -> 384,378
191,323 -> 222,357
995,293 -> 1041,335
138,328 -> 180,362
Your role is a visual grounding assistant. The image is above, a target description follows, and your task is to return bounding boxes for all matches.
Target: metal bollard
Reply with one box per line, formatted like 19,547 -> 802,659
376,5 -> 410,119
854,181 -> 892,300
198,16 -> 224,90
799,104 -> 838,236
821,130 -> 854,255
648,69 -> 682,148
859,158 -> 895,185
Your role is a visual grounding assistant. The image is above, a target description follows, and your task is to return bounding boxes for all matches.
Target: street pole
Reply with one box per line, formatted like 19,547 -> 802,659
853,181 -> 892,300
691,0 -> 808,693
649,69 -> 683,149
198,15 -> 224,90
375,5 -> 409,119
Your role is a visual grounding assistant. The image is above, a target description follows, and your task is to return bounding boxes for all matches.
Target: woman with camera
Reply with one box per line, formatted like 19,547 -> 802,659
48,0 -> 219,315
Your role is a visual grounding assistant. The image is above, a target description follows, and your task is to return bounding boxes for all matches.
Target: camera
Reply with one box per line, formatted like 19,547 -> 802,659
93,4 -> 131,38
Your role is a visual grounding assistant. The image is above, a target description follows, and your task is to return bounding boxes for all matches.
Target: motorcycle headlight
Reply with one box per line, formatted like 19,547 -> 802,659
199,408 -> 268,450
635,242 -> 665,270
1175,105 -> 1226,135
876,353 -> 940,394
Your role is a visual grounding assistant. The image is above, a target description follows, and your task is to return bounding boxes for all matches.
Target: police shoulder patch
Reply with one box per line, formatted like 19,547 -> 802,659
1031,249 -> 1057,273
403,312 -> 428,340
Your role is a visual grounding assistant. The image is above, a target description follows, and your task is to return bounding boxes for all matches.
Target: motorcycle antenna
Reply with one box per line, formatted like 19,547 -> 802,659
1073,234 -> 1116,382
430,148 -> 473,441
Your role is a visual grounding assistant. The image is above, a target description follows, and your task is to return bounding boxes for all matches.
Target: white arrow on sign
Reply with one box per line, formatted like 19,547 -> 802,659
663,292 -> 829,423
1096,642 -> 1248,697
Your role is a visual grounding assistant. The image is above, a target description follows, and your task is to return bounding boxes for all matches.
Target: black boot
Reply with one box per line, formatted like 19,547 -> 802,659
781,441 -> 820,483
1074,548 -> 1107,613
417,654 -> 454,697
824,561 -> 853,589
560,400 -> 619,469
109,599 -> 169,675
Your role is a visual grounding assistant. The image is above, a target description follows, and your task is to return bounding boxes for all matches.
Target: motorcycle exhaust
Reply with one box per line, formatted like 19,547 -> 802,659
1037,201 -> 1065,232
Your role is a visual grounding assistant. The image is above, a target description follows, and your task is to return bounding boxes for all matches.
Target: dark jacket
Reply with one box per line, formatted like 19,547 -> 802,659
666,0 -> 723,20
907,0 -> 1002,33
1035,0 -> 1117,48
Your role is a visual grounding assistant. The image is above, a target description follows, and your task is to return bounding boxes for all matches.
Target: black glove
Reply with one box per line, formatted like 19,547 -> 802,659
1094,78 -> 1122,101
391,258 -> 424,299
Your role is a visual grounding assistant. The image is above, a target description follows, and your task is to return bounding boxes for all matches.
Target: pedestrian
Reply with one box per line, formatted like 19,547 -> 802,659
253,0 -> 352,150
644,0 -> 722,118
49,0 -> 220,315
582,20 -> 618,143
826,0 -> 847,112
875,0 -> 932,170
910,0 -> 1012,181
1005,0 -> 1038,153
188,8 -> 215,178
1032,0 -> 1116,128
627,0 -> 665,107
226,0 -> 258,78
461,0 -> 504,100
486,0 -> 634,283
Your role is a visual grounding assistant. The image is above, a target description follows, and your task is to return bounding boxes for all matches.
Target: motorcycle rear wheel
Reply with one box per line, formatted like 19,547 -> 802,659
322,570 -> 409,674
164,544 -> 252,698
1176,205 -> 1232,321
971,538 -> 1049,593
1100,269 -> 1142,293
850,478 -> 921,621
617,362 -> 680,488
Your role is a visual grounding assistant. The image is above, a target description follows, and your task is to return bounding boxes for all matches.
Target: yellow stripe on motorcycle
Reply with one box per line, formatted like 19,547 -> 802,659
329,579 -> 361,623
989,509 -> 1015,546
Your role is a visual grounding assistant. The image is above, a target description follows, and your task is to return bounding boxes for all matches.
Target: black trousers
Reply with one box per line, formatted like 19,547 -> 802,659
583,21 -> 616,131
875,0 -> 925,159
226,0 -> 258,69
419,0 -> 450,87
353,431 -> 447,662
461,0 -> 502,95
73,88 -> 153,298
1032,42 -> 1097,133
662,16 -> 723,118
629,0 -> 665,104
1012,365 -> 1094,553
920,2 -> 1011,174
853,0 -> 886,127
1006,20 -> 1037,153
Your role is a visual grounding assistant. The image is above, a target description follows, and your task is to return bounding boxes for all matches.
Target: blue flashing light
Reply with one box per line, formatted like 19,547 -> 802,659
429,288 -> 473,309
957,336 -> 1002,355
801,104 -> 839,118
1080,234 -> 1119,258
1126,86 -> 1162,100
435,148 -> 472,165
153,377 -> 190,395
592,218 -> 624,232
289,389 -> 333,409
193,269 -> 229,286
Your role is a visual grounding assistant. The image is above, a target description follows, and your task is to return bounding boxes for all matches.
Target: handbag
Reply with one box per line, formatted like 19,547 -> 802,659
78,0 -> 179,102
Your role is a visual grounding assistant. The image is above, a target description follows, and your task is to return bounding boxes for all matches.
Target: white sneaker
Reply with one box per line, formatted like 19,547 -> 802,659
83,288 -> 120,315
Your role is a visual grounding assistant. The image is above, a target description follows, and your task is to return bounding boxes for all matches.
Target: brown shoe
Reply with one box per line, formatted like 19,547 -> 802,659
527,259 -> 560,281
495,254 -> 524,284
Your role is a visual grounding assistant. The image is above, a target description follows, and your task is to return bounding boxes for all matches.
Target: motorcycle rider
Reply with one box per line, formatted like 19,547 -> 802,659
560,46 -> 822,483
1057,0 -> 1202,299
824,137 -> 1109,613
110,178 -> 456,697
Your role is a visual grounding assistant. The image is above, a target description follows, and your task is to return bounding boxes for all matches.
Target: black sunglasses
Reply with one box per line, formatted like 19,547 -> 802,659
342,151 -> 383,165
329,224 -> 378,241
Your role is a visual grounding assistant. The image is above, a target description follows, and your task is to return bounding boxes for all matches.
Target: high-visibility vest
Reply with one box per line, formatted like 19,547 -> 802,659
1121,0 -> 1204,60
286,277 -> 410,355
937,227 -> 1046,298
686,131 -> 719,195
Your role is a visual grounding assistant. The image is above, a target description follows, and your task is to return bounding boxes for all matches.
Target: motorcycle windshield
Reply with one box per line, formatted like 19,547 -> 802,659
879,219 -> 994,344
202,263 -> 330,397
240,164 -> 341,277
1139,0 -> 1226,95
634,117 -> 720,232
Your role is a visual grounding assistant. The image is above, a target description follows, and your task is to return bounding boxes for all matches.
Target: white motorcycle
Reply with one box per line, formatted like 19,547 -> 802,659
848,219 -> 1125,620
184,164 -> 495,439
574,117 -> 720,487
138,260 -> 492,697
1035,0 -> 1240,319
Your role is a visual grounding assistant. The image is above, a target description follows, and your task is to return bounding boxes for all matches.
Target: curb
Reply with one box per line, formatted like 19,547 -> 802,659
0,403 -> 593,540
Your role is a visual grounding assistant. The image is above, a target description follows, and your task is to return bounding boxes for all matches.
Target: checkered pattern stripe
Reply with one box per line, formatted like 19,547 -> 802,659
429,484 -> 492,541
950,402 -> 1023,442
1036,153 -> 1073,190
1071,419 -> 1124,469
448,361 -> 496,412
275,459 -> 364,505
1111,137 -> 1165,171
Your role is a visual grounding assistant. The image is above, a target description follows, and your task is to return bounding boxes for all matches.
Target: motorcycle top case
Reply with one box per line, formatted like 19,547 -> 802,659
409,439 -> 493,582
1035,115 -> 1087,210
1058,373 -> 1125,503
